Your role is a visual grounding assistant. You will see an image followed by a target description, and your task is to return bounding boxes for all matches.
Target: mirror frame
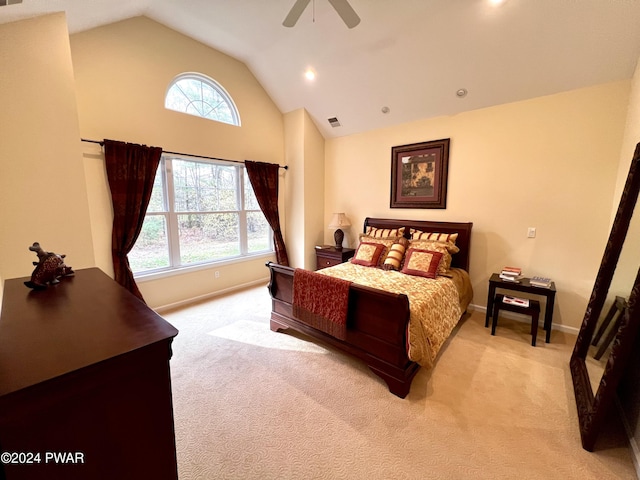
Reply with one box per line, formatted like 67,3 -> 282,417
570,143 -> 640,451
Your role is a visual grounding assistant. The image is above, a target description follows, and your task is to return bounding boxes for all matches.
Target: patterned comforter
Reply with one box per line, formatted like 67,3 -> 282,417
318,262 -> 473,368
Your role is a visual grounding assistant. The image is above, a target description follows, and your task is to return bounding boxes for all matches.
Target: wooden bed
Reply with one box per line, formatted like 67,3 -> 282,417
266,217 -> 473,398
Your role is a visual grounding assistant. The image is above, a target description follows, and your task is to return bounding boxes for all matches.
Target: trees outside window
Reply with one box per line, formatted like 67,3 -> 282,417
129,156 -> 272,274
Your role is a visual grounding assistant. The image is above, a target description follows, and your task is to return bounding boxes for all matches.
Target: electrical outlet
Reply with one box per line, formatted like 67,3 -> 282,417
527,227 -> 536,238
214,271 -> 220,278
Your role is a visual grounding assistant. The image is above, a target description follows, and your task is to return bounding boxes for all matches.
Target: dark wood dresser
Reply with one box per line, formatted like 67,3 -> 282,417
0,268 -> 179,480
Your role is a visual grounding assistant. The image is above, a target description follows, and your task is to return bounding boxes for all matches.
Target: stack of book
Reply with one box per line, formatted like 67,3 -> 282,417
530,276 -> 552,288
499,266 -> 522,282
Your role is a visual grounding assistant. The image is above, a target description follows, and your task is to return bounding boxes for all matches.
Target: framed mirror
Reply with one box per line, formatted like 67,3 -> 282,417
570,142 -> 640,451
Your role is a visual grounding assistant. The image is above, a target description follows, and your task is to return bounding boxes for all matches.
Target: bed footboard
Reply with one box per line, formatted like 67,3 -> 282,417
266,262 -> 419,398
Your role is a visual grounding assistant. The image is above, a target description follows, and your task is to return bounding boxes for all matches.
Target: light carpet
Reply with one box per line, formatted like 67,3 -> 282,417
162,285 -> 636,479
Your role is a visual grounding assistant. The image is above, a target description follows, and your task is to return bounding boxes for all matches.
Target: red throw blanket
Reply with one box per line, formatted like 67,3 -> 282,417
292,268 -> 351,341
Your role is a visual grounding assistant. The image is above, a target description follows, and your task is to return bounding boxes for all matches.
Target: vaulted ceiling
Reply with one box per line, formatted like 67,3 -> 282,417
2,0 -> 640,138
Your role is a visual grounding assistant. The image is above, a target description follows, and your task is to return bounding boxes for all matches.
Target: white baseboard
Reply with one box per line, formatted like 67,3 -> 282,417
469,303 -> 580,335
154,277 -> 270,313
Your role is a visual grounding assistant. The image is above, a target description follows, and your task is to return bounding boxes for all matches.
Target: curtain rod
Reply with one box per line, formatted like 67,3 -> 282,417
81,138 -> 288,170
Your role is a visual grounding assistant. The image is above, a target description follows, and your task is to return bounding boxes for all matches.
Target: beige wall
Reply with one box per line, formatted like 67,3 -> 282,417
614,60 -> 640,208
284,108 -> 325,269
0,13 -> 95,282
69,17 -> 284,308
284,109 -> 306,267
325,81 -> 630,330
303,110 -> 326,269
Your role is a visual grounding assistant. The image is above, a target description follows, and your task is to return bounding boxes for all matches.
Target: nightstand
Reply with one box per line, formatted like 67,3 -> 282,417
315,246 -> 355,270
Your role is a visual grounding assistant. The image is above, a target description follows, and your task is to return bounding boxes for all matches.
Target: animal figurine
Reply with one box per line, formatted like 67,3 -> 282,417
24,242 -> 74,290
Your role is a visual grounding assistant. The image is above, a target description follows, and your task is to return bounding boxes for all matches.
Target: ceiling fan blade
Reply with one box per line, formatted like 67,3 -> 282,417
327,0 -> 361,28
283,0 -> 312,27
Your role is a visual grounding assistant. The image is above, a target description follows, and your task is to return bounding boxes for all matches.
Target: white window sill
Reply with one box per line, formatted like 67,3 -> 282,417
134,251 -> 275,283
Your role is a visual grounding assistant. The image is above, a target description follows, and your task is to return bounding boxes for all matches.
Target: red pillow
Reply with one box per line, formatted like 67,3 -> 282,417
401,248 -> 443,279
351,242 -> 386,267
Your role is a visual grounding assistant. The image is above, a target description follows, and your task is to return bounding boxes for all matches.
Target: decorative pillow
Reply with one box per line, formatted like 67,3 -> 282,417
383,237 -> 409,271
351,242 -> 386,267
407,239 -> 454,274
401,248 -> 444,279
410,229 -> 459,247
409,232 -> 460,254
357,234 -> 400,266
365,226 -> 405,238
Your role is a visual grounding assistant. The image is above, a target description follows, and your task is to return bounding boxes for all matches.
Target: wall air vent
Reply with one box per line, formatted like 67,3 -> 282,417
0,0 -> 23,5
328,117 -> 341,128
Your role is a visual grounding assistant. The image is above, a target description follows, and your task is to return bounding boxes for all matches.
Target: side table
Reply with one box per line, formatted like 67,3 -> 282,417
485,273 -> 557,343
315,246 -> 355,270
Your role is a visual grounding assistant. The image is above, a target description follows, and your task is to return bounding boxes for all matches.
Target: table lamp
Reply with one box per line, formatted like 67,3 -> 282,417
328,213 -> 351,249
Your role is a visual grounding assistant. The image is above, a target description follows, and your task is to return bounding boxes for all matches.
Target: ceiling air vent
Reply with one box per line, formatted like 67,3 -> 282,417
0,0 -> 23,5
328,117 -> 341,128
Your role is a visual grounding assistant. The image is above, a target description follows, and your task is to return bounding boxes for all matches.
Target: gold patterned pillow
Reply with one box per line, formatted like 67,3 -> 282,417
401,248 -> 443,279
351,242 -> 386,267
365,226 -> 405,238
407,239 -> 454,274
383,237 -> 409,271
357,234 -> 400,267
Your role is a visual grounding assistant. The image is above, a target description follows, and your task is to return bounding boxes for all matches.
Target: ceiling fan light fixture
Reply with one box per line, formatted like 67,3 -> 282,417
284,0 -> 360,28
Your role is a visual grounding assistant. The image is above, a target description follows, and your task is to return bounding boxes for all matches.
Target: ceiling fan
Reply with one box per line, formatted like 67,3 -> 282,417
283,0 -> 361,29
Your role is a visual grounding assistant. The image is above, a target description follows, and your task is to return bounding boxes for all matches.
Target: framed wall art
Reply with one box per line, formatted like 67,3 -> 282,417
390,138 -> 450,209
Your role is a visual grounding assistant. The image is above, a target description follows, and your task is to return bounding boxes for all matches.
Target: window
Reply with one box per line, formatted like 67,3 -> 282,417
129,155 -> 272,275
165,73 -> 240,126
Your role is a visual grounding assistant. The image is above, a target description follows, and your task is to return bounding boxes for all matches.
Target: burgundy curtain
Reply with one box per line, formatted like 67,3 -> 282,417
104,139 -> 162,301
245,160 -> 289,266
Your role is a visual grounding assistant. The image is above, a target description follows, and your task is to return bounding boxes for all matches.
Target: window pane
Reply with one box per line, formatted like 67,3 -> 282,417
173,160 -> 237,212
164,74 -> 240,126
247,211 -> 270,253
165,84 -> 190,112
201,86 -> 232,121
178,79 -> 205,116
129,216 -> 170,272
178,213 -> 240,264
147,165 -> 165,212
244,169 -> 260,210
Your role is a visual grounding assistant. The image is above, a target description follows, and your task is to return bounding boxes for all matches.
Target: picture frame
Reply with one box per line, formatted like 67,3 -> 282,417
390,138 -> 450,209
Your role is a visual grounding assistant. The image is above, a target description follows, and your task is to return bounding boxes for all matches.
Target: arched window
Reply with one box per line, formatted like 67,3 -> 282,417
165,73 -> 240,126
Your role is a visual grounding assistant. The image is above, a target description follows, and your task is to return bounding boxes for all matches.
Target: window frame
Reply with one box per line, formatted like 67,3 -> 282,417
164,72 -> 241,126
132,154 -> 273,280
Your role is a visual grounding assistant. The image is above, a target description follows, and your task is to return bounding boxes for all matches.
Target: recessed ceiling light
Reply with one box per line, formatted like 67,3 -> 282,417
381,106 -> 390,114
456,88 -> 468,98
489,0 -> 505,5
304,68 -> 316,81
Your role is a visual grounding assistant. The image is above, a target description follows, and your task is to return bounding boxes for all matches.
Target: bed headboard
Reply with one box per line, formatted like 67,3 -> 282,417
363,217 -> 473,271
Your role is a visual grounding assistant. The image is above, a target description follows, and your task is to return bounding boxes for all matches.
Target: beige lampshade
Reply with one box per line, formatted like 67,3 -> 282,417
328,213 -> 351,229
